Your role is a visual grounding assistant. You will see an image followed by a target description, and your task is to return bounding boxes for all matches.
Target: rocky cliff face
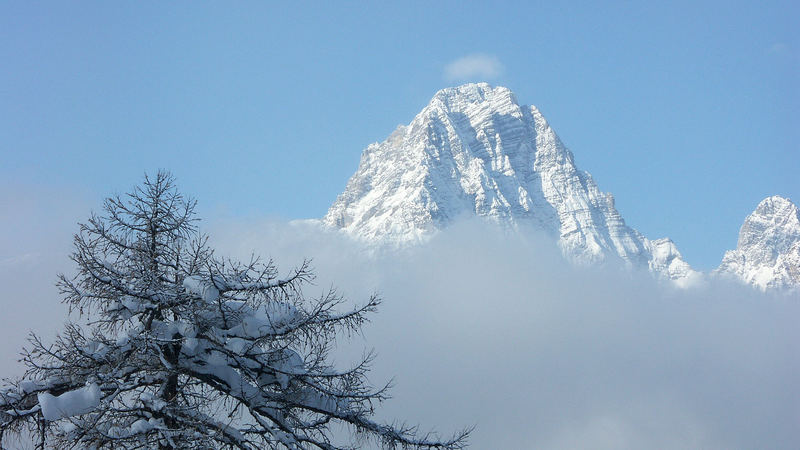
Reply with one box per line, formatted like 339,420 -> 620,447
324,83 -> 696,280
715,196 -> 800,290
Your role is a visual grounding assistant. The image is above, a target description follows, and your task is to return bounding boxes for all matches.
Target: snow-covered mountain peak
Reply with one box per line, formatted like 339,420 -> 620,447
716,196 -> 800,290
429,83 -> 519,110
324,83 -> 696,281
740,196 -> 800,248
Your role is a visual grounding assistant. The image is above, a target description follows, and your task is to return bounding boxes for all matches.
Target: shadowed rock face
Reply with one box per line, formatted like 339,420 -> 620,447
325,82 -> 695,280
716,196 -> 800,290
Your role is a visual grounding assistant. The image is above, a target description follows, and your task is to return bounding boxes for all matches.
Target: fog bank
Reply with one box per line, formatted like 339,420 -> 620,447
211,218 -> 799,449
1,201 -> 796,449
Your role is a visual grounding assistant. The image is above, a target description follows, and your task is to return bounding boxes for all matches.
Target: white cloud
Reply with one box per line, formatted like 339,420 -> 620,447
443,53 -> 504,81
767,42 -> 790,55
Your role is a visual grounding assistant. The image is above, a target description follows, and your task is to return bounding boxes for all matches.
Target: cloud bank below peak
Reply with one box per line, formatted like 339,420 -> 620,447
209,217 -> 800,450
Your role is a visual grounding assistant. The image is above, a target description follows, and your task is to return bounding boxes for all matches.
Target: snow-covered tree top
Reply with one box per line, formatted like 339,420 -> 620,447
0,172 -> 470,449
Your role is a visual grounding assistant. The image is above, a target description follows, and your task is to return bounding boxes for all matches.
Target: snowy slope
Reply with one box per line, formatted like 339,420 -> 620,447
715,196 -> 800,290
324,83 -> 696,280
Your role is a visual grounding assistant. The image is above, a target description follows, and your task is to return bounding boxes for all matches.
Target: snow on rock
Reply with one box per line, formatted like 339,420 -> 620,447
715,196 -> 800,291
38,383 -> 100,421
324,82 -> 694,280
646,237 -> 702,284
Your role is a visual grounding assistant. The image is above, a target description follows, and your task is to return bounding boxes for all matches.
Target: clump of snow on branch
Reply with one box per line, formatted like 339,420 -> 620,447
37,383 -> 100,422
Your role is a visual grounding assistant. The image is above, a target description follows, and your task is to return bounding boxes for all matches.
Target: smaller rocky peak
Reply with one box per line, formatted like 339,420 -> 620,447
716,196 -> 800,291
647,238 -> 700,283
737,196 -> 800,251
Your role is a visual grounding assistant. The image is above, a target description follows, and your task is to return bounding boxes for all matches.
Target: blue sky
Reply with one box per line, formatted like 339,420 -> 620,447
1,1 -> 797,270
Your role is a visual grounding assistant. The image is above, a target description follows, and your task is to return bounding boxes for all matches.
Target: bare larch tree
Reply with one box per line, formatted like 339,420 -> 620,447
0,172 -> 470,449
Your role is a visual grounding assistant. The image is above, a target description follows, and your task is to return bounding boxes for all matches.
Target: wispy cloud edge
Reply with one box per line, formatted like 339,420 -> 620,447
444,53 -> 504,81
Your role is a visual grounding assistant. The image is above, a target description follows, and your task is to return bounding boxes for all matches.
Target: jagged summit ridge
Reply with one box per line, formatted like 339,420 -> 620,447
715,196 -> 800,290
324,83 -> 695,280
